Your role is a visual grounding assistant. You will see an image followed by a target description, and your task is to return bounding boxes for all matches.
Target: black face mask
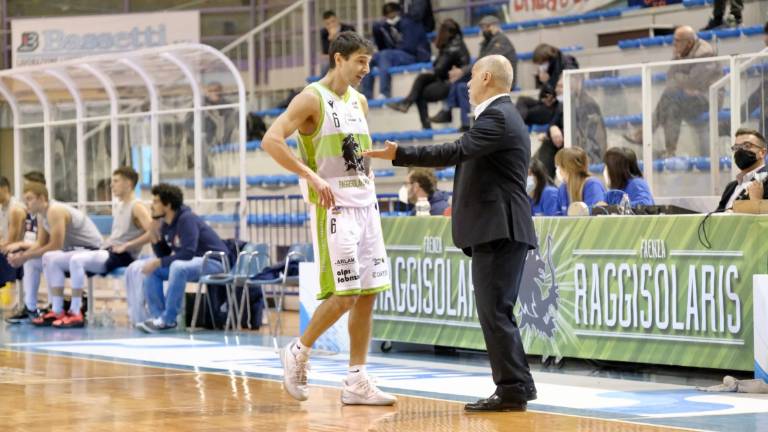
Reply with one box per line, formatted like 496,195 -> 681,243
482,30 -> 493,41
734,149 -> 759,170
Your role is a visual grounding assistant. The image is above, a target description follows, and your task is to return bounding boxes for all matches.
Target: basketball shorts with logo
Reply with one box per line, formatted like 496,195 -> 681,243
309,202 -> 391,300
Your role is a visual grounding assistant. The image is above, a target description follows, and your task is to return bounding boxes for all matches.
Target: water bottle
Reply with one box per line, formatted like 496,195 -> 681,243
619,193 -> 632,215
415,197 -> 431,216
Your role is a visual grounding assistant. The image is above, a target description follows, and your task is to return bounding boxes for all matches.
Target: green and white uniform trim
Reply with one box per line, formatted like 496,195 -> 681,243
298,82 -> 376,208
300,82 -> 390,300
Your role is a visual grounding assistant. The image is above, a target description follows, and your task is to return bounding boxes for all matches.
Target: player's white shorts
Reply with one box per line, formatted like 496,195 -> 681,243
309,202 -> 391,300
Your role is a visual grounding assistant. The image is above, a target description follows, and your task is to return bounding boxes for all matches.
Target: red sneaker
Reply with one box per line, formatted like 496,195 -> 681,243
32,311 -> 67,327
53,312 -> 85,328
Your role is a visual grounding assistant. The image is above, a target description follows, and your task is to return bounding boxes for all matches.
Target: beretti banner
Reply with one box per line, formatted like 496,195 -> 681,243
11,11 -> 199,67
508,0 -> 615,21
373,214 -> 767,371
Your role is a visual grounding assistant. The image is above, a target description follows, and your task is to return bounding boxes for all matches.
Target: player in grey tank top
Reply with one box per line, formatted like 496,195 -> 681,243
12,168 -> 152,328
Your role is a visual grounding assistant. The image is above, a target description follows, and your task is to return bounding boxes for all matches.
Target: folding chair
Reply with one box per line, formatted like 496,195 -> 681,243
248,243 -> 313,348
190,251 -> 236,331
237,243 -> 269,330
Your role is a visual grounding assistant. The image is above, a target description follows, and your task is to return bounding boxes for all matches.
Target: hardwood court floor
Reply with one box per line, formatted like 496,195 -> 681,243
0,349 -> 693,432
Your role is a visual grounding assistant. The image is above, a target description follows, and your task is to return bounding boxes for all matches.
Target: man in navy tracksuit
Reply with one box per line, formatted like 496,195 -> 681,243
137,183 -> 228,333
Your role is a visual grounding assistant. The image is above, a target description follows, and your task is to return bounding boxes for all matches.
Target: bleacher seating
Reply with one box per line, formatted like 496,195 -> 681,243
618,25 -> 764,50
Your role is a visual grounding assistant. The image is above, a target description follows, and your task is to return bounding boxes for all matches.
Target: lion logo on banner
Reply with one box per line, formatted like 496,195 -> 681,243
518,234 -> 560,339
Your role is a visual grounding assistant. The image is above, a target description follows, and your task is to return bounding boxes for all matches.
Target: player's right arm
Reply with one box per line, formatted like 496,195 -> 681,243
262,90 -> 335,208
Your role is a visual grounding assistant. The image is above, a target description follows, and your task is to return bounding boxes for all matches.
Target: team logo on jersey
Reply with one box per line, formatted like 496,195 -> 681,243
341,133 -> 365,173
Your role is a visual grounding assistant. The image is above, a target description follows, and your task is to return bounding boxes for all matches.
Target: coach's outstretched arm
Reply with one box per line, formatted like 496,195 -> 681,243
261,91 -> 335,209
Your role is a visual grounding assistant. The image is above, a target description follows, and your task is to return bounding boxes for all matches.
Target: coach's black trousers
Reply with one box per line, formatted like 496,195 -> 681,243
471,238 -> 537,402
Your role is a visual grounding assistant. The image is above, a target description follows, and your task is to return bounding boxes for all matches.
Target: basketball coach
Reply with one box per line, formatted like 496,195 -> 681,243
365,54 -> 538,412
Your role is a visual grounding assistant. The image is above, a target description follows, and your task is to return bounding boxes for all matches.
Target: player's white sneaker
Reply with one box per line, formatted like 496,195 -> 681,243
341,373 -> 397,406
280,339 -> 310,401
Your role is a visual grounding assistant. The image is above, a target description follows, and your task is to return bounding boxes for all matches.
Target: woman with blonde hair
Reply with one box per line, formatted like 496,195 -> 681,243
554,147 -> 606,215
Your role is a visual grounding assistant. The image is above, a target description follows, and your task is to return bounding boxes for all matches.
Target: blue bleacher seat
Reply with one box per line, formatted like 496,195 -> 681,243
713,28 -> 741,39
719,156 -> 732,170
682,0 -> 713,7
89,215 -> 113,236
463,26 -> 480,36
742,25 -> 764,36
698,30 -> 714,41
374,169 -> 395,178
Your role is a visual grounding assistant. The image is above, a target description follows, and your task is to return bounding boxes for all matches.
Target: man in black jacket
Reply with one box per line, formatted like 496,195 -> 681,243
431,15 -> 517,130
361,2 -> 431,99
717,128 -> 768,212
319,11 -> 356,76
366,55 -> 538,412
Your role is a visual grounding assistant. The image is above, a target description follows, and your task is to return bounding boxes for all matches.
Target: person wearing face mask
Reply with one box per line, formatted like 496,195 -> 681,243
532,75 -> 606,178
623,26 -> 720,157
515,44 -> 577,128
602,147 -> 654,207
716,128 -> 768,212
362,2 -> 432,99
401,168 -> 450,215
528,159 -> 558,216
554,147 -> 606,215
429,15 -> 517,131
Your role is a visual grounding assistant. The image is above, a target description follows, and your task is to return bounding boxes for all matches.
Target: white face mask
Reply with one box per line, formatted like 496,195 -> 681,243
386,16 -> 400,26
556,95 -> 563,103
526,175 -> 535,194
603,167 -> 610,188
555,167 -> 565,184
538,63 -> 549,73
398,184 -> 409,204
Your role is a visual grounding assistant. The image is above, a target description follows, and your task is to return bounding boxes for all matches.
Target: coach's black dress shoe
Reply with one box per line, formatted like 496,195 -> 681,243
464,394 -> 527,412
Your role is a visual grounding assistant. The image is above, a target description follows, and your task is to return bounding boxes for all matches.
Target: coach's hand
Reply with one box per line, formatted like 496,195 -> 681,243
364,140 -> 398,161
307,172 -> 335,209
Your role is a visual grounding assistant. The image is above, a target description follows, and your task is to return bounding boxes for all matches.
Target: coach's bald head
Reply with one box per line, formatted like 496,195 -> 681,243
468,55 -> 513,105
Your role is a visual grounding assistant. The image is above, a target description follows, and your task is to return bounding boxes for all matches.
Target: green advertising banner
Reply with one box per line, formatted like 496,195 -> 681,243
374,215 -> 768,371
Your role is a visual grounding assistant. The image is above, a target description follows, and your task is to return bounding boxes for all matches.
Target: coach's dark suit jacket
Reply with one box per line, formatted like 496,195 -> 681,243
393,95 -> 536,255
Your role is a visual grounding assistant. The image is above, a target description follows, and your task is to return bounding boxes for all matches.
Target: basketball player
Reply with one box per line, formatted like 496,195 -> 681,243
261,31 -> 395,406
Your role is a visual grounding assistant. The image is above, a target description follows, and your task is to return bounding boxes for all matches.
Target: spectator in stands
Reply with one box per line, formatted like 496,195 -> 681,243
701,0 -> 743,30
64,167 -> 153,327
528,159 -> 558,216
0,176 -> 26,290
320,10 -> 356,75
181,82 -> 237,176
536,75 -> 607,177
373,3 -> 404,51
429,15 -> 517,131
554,147 -> 606,215
716,128 -> 768,212
516,44 -> 578,127
9,182 -> 103,328
362,2 -> 431,99
401,0 -> 435,34
136,183 -> 228,333
624,26 -> 720,157
405,168 -> 450,215
4,172 -> 46,324
603,147 -> 655,207
386,19 -> 470,129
